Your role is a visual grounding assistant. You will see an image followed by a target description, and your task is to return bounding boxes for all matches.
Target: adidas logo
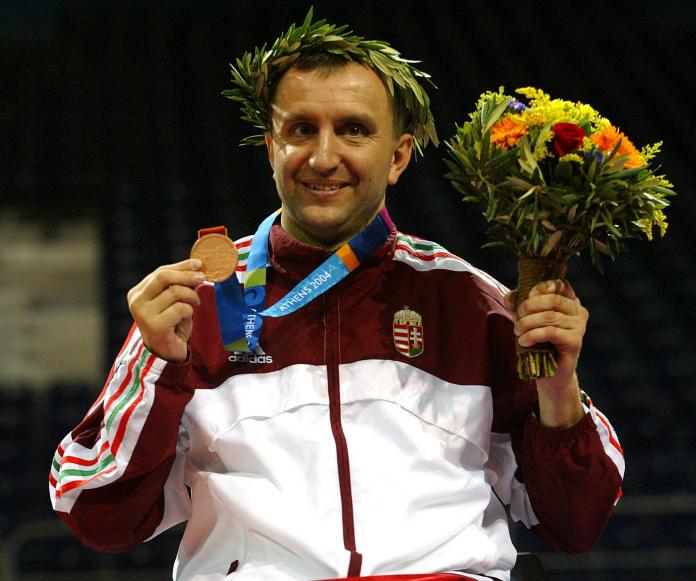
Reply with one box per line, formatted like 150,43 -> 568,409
228,351 -> 273,364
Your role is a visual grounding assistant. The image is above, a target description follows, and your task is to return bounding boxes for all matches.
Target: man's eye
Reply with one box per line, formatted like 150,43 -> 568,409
291,123 -> 314,137
343,124 -> 367,137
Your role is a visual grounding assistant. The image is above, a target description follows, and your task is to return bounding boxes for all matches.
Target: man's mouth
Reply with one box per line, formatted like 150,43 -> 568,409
302,181 -> 349,192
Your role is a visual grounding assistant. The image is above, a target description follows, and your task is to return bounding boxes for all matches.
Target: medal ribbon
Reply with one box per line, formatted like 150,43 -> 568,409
215,207 -> 395,352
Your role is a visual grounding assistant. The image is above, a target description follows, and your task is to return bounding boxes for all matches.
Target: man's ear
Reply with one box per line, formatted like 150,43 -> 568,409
388,133 -> 413,186
265,132 -> 275,169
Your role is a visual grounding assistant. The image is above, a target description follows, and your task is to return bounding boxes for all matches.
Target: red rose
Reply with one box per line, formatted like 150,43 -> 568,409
551,123 -> 586,156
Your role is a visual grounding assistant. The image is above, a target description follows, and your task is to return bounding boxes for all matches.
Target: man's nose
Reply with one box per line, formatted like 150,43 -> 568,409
309,129 -> 340,173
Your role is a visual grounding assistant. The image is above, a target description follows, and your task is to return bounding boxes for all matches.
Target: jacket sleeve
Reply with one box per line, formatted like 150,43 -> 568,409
485,309 -> 625,555
49,324 -> 195,552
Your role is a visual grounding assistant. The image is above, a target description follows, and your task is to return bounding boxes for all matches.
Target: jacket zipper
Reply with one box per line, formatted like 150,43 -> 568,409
324,291 -> 362,576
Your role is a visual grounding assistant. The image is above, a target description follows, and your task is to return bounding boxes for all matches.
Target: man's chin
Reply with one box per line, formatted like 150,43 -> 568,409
284,205 -> 379,249
294,217 -> 354,250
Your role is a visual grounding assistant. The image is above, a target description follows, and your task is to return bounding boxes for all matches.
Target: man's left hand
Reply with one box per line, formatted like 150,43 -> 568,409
505,279 -> 589,428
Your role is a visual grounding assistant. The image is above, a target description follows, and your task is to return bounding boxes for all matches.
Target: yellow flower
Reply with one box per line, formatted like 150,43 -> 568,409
559,153 -> 584,163
490,116 -> 528,150
634,219 -> 654,240
634,209 -> 668,240
516,87 -> 604,129
516,86 -> 551,104
654,208 -> 668,236
533,127 -> 554,161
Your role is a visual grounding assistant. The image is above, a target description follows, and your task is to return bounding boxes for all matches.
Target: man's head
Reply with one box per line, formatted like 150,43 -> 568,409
223,7 -> 438,156
224,9 -> 438,249
264,60 -> 413,250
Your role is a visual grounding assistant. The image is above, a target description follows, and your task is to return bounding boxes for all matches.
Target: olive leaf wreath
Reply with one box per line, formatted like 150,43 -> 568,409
221,7 -> 438,156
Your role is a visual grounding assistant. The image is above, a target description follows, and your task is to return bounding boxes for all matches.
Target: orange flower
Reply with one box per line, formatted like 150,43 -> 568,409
490,117 -> 528,150
590,125 -> 644,168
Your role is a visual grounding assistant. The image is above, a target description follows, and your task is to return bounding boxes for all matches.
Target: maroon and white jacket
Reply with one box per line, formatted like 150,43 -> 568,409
50,225 -> 624,581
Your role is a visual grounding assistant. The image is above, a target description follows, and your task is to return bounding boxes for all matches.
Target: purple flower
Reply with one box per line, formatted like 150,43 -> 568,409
508,99 -> 529,112
585,150 -> 603,163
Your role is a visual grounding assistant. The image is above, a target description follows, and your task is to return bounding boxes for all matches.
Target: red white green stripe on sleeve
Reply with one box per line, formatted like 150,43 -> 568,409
586,399 -> 625,504
395,233 -> 461,262
395,233 -> 510,296
49,333 -> 164,513
235,235 -> 252,273
84,323 -> 141,419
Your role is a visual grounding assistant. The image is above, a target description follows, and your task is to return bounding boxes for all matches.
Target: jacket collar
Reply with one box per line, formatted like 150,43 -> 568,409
267,224 -> 396,283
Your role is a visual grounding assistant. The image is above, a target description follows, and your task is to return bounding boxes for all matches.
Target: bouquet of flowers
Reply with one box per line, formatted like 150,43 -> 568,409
444,87 -> 675,380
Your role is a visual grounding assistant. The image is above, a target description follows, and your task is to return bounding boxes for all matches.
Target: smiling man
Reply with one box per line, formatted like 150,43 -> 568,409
49,10 -> 624,581
266,60 -> 412,250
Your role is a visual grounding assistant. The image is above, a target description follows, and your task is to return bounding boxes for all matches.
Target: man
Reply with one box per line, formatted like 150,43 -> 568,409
49,10 -> 623,581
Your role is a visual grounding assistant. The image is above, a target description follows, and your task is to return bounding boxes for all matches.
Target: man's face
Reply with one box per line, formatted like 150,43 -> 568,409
265,61 -> 413,249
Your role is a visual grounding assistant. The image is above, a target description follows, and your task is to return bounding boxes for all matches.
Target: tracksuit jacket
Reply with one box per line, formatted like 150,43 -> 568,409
50,224 -> 624,581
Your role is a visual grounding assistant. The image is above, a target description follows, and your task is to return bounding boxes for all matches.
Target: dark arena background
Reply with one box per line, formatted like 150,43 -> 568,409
1,1 -> 695,579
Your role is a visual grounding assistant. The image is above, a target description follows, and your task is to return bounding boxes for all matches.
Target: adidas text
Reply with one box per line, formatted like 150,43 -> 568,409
228,353 -> 273,364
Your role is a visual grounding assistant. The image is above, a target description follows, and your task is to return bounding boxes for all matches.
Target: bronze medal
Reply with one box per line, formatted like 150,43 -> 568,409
190,232 -> 239,282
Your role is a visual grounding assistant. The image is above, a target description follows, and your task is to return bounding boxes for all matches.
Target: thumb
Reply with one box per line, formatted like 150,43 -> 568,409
504,289 -> 518,311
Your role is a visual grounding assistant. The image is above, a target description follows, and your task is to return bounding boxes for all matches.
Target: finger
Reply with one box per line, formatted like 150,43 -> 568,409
529,279 -> 576,300
135,259 -> 203,289
130,264 -> 206,304
517,324 -> 583,350
149,260 -> 205,289
515,310 -> 584,337
147,284 -> 202,315
518,292 -> 584,318
504,290 -> 518,312
154,301 -> 196,330
161,258 -> 203,272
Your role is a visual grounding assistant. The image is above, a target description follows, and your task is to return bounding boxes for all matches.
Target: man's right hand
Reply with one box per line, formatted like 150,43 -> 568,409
127,259 -> 205,363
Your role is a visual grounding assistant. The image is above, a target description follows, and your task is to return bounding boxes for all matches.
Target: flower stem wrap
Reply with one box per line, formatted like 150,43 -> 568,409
516,257 -> 568,380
